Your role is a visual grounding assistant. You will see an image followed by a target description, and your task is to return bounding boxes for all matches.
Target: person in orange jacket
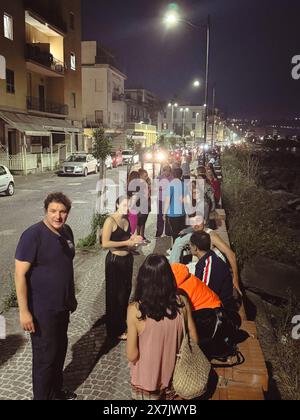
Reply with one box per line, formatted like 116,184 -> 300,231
171,263 -> 221,312
171,263 -> 241,359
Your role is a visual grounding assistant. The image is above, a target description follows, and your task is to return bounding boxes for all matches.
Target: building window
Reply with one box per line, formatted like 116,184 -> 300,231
6,69 -> 15,94
192,124 -> 196,130
70,12 -> 75,30
70,52 -> 76,70
193,112 -> 196,118
4,13 -> 13,40
95,110 -> 103,124
71,93 -> 76,108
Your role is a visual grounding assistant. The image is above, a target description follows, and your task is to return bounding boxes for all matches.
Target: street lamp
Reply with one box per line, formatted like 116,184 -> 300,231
168,102 -> 178,134
164,8 -> 211,159
180,107 -> 189,138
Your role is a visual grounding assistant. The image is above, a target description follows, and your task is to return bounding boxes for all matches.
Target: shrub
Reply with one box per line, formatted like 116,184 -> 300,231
77,213 -> 108,249
222,149 -> 300,268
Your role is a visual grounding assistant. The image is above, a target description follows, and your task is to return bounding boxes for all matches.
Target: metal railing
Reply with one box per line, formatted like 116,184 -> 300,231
27,96 -> 69,115
25,44 -> 65,75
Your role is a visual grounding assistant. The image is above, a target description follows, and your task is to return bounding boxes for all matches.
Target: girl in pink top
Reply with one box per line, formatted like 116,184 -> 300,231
127,254 -> 198,400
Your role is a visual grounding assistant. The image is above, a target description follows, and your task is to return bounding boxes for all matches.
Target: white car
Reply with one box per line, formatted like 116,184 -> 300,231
0,165 -> 15,196
60,153 -> 98,176
105,155 -> 113,170
122,150 -> 139,165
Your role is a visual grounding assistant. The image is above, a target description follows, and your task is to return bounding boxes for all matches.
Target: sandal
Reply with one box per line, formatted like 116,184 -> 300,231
118,333 -> 127,341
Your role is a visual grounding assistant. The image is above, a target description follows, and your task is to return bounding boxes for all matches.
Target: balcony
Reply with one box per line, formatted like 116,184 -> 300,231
24,2 -> 67,34
25,44 -> 65,78
27,96 -> 68,116
112,92 -> 125,102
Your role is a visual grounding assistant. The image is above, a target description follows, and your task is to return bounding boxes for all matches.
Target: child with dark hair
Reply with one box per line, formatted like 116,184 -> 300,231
127,254 -> 198,400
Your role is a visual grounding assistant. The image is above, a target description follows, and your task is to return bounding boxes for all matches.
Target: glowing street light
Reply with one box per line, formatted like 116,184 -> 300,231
163,5 -> 211,163
164,12 -> 180,27
193,80 -> 201,88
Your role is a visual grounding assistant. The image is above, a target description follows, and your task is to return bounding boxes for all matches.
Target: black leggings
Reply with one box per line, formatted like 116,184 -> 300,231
105,252 -> 134,338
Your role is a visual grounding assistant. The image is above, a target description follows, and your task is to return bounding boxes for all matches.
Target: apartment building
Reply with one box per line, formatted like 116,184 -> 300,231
0,0 -> 83,174
125,88 -> 162,127
82,41 -> 127,151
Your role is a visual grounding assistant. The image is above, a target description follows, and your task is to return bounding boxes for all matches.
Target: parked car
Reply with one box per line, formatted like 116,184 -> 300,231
59,153 -> 98,176
111,151 -> 123,168
122,150 -> 139,165
104,155 -> 113,170
0,165 -> 15,196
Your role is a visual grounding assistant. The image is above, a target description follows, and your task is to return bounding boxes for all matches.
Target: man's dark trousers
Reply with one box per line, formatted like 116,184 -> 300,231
31,311 -> 69,400
155,200 -> 172,237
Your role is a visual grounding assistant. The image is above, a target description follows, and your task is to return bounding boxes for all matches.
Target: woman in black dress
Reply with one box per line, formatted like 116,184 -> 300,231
102,196 -> 142,340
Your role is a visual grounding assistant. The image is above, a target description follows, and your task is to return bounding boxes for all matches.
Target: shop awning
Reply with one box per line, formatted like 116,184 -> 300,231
0,111 -> 82,136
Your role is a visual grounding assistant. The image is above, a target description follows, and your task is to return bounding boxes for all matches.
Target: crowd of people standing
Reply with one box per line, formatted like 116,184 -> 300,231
14,148 -> 242,400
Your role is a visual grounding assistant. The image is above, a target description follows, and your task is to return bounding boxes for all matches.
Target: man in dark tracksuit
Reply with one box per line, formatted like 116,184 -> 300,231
190,231 -> 234,309
15,193 -> 77,400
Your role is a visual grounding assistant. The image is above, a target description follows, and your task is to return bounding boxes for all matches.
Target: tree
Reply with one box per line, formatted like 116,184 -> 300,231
92,127 -> 112,214
158,135 -> 166,148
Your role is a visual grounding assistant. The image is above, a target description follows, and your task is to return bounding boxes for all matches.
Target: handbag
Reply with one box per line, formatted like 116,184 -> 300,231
173,309 -> 211,400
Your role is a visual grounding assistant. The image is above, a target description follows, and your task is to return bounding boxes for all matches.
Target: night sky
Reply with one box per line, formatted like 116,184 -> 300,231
82,0 -> 300,120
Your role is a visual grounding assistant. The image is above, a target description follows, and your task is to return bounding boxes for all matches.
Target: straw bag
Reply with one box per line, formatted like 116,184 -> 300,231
173,311 -> 211,400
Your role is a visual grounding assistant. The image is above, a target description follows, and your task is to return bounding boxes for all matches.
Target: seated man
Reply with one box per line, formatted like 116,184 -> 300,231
168,215 -> 241,295
172,263 -> 241,360
190,231 -> 234,310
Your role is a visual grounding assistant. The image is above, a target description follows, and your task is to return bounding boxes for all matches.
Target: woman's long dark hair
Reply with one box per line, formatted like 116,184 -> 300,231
134,254 -> 183,322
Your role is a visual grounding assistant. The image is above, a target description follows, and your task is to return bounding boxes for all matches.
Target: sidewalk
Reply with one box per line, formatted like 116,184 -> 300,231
0,215 -> 170,400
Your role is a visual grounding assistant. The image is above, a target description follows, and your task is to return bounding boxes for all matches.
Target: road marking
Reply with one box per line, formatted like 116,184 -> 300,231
72,200 -> 88,204
18,189 -> 42,193
0,229 -> 16,237
67,183 -> 82,186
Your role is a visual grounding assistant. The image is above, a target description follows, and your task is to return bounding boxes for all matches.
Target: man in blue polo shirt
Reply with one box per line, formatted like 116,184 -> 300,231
163,168 -> 186,242
15,192 -> 77,400
190,231 -> 234,309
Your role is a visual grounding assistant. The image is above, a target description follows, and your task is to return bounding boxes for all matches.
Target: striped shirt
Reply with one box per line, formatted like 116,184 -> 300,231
195,250 -> 233,305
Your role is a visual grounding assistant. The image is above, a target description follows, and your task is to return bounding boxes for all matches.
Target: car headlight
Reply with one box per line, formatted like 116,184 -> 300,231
156,153 -> 166,161
145,153 -> 152,160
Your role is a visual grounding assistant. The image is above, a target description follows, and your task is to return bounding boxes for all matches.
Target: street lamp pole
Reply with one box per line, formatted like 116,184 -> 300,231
203,15 -> 211,164
164,10 -> 211,162
168,102 -> 178,134
181,108 -> 189,139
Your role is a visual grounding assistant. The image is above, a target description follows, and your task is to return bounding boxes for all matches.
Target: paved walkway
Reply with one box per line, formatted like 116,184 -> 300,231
0,215 -> 171,400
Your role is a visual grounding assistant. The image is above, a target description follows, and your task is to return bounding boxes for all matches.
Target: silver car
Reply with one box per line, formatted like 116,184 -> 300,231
60,154 -> 98,177
0,165 -> 15,196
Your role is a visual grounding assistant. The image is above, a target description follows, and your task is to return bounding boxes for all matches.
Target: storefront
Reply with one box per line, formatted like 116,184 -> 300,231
0,111 -> 83,174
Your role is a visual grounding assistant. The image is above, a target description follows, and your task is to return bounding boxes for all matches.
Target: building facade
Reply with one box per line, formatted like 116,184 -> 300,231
82,41 -> 127,151
159,105 -> 206,142
0,0 -> 83,173
125,88 -> 162,128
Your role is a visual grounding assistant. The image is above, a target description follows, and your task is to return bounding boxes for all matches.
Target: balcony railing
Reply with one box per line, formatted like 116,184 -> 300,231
26,44 -> 65,75
112,92 -> 125,102
27,96 -> 68,116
